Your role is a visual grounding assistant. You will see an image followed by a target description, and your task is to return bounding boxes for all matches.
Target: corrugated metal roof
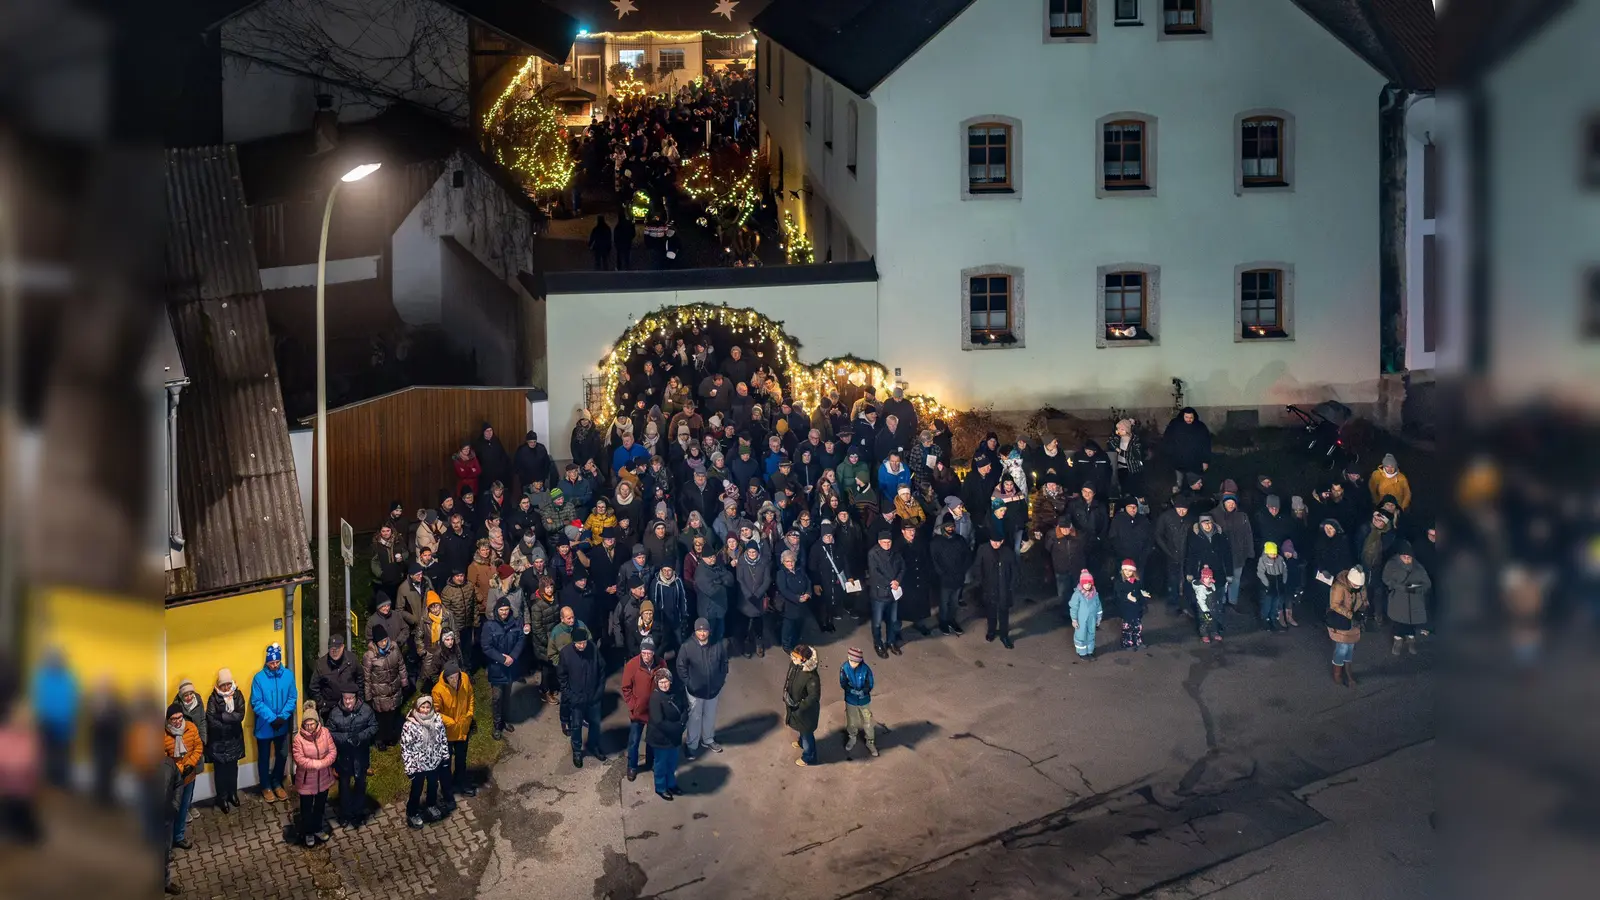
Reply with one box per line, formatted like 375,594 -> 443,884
166,146 -> 312,600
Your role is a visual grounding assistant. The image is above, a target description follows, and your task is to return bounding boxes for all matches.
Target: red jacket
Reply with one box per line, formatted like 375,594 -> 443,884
620,654 -> 657,723
454,455 -> 482,495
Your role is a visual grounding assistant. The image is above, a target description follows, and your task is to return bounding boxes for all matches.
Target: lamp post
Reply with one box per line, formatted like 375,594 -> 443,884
316,161 -> 381,657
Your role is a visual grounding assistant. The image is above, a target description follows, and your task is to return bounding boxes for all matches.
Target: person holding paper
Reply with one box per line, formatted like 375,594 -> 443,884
1310,519 -> 1354,614
866,529 -> 906,658
807,521 -> 855,633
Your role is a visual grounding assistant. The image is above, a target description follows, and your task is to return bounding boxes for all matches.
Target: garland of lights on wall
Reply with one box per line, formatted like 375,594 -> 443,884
680,150 -> 764,227
576,29 -> 754,42
779,211 -> 814,265
594,303 -> 954,429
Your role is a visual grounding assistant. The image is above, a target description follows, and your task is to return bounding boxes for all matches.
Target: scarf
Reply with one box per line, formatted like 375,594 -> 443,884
166,720 -> 187,757
429,611 -> 443,644
218,686 -> 236,713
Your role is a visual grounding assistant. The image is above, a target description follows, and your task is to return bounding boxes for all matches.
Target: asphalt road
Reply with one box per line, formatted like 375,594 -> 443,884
476,595 -> 1435,900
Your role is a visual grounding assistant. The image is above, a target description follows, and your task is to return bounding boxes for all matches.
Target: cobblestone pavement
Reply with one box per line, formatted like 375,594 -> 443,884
170,787 -> 496,900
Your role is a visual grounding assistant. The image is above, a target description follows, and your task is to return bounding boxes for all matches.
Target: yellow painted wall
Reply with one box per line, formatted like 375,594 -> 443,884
164,584 -> 303,767
30,585 -> 165,700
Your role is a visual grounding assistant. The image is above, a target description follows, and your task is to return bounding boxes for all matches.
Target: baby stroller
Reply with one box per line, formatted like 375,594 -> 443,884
1286,401 -> 1357,471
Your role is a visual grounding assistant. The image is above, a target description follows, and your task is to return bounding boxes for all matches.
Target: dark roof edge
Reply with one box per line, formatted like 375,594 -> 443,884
1355,0 -> 1428,91
543,259 -> 879,295
166,572 -> 313,607
296,384 -> 547,424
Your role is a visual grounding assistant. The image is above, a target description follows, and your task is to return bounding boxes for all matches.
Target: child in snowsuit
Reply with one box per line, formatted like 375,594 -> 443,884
1068,570 -> 1102,659
1114,559 -> 1149,650
1257,541 -> 1290,631
1192,565 -> 1223,643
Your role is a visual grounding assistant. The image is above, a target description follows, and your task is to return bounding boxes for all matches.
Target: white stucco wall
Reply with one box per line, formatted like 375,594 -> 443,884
543,279 -> 880,440
1403,95 -> 1438,372
1484,0 -> 1600,408
853,0 -> 1385,415
221,0 -> 469,143
758,40 -> 878,261
392,150 -> 540,326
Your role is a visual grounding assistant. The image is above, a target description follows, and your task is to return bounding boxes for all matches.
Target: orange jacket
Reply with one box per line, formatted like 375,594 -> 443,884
431,673 -> 476,742
164,720 -> 203,785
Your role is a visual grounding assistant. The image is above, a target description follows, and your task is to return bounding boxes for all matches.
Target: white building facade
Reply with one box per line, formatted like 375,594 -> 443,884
756,0 -> 1425,419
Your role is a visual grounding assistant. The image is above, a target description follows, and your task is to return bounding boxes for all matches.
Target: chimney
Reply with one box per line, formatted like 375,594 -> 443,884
311,93 -> 338,155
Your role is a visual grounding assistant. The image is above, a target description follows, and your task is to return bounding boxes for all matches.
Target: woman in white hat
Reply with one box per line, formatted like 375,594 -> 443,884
1325,566 -> 1370,687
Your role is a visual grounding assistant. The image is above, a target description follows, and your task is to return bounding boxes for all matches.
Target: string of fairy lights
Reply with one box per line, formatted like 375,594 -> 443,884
680,151 -> 764,227
779,210 -> 814,265
594,303 -> 955,430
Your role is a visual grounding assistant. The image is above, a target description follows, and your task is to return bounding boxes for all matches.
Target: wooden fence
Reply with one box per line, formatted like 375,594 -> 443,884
308,386 -> 536,531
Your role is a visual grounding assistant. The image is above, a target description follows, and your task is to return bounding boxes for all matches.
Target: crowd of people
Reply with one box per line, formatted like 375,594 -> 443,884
571,72 -> 760,271
147,329 -> 1437,892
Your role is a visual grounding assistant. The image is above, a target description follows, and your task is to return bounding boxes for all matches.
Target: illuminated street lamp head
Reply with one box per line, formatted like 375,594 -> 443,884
341,162 -> 382,182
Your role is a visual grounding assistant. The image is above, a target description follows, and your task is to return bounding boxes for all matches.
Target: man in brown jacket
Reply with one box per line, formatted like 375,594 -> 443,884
439,570 -> 480,673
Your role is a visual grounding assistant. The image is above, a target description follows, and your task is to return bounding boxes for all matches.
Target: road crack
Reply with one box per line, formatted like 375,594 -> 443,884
785,823 -> 864,856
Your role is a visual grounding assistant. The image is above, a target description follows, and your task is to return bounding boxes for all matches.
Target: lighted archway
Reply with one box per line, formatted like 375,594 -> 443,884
594,303 -> 953,428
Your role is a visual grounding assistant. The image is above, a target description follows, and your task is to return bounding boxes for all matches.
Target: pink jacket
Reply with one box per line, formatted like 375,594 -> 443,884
291,725 -> 337,795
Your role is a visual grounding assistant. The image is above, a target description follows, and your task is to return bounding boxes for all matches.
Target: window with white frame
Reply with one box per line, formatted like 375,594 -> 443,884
1236,263 -> 1295,340
823,83 -> 835,150
1048,0 -> 1090,37
961,265 -> 1026,349
804,68 -> 813,131
846,101 -> 859,175
658,49 -> 685,72
1235,110 -> 1294,193
1098,113 -> 1156,196
1097,264 -> 1160,346
618,49 -> 644,69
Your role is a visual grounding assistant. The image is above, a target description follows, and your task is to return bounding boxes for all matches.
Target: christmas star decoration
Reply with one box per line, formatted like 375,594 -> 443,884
612,0 -> 638,20
712,0 -> 739,21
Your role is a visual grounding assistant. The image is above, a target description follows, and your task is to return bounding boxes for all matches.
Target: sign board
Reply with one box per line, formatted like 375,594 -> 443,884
340,519 -> 354,567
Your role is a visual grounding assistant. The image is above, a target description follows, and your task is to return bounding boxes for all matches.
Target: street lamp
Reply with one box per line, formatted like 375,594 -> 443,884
316,160 -> 380,657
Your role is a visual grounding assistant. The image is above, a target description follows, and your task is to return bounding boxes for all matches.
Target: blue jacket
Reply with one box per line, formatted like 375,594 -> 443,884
1068,589 -> 1103,624
839,661 -> 874,706
877,462 -> 911,503
480,609 -> 527,685
612,442 -> 649,475
30,661 -> 78,737
250,663 -> 299,739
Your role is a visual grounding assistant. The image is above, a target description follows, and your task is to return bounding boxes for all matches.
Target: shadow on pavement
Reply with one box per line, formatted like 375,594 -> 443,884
711,712 -> 780,747
677,762 -> 732,796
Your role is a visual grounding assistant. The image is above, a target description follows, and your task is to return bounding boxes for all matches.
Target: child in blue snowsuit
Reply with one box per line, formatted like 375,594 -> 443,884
1068,570 -> 1102,658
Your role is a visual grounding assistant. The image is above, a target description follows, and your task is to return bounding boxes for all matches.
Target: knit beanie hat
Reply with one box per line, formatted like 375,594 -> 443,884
847,647 -> 864,664
301,702 -> 321,726
1078,569 -> 1095,590
166,702 -> 184,719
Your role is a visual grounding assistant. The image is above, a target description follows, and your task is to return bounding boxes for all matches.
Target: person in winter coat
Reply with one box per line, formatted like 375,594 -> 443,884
250,643 -> 298,801
1212,487 -> 1254,608
1382,542 -> 1432,655
291,703 -> 336,847
1257,542 -> 1291,631
866,530 -> 905,658
1069,571 -> 1103,659
1185,515 -> 1233,599
1108,418 -> 1148,503
1327,567 -> 1370,685
366,592 -> 412,664
732,541 -> 773,658
415,595 -> 462,693
164,700 -> 203,849
370,524 -> 409,604
1355,509 -> 1399,627
1155,497 -> 1197,612
453,444 -> 482,497
807,521 -> 854,633
930,518 -> 973,635
1368,453 -> 1412,511
1114,561 -> 1150,650
1160,407 -> 1212,486
327,691 -> 376,828
431,661 -> 475,803
620,639 -> 660,781
692,548 -> 734,646
1042,517 -> 1086,605
1066,485 -> 1109,573
363,626 -> 409,749
774,549 -> 812,653
647,566 -> 690,643
783,645 -> 822,767
625,598 -> 668,659
481,595 -> 527,739
204,669 -> 246,813
513,431 -> 555,495
1191,566 -> 1224,643
569,411 -> 605,474
1311,519 -> 1355,612
474,423 -> 513,499
839,646 -> 878,757
1107,499 -> 1156,584
647,668 -> 685,800
401,695 -> 448,828
676,618 -> 729,758
559,628 -> 606,767
172,677 -> 207,763
975,529 -> 1021,648
310,635 -> 363,720
1254,494 -> 1294,552
439,570 -> 480,669
524,576 -> 562,703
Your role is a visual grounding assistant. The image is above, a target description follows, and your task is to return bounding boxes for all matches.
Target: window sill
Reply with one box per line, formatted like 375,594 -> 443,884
1236,331 -> 1293,343
1114,20 -> 1144,26
1098,335 -> 1157,348
964,339 -> 1023,351
1242,181 -> 1290,189
1098,183 -> 1154,198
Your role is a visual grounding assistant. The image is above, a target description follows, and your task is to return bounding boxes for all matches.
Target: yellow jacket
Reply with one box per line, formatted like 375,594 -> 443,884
431,673 -> 476,742
1367,468 -> 1412,510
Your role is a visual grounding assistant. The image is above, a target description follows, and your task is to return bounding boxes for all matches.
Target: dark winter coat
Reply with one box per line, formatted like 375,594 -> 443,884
415,613 -> 463,683
775,564 -> 811,619
895,530 -> 933,621
1107,510 -> 1156,569
525,597 -> 560,662
1254,508 -> 1295,549
1312,521 -> 1355,580
366,604 -> 411,653
974,540 -> 1021,610
676,637 -> 729,699
558,640 -> 605,706
480,605 -> 526,685
782,659 -> 821,734
930,532 -> 974,589
866,544 -> 905,603
807,539 -> 855,610
513,440 -> 555,490
1185,525 -> 1234,582
647,688 -> 687,748
1043,530 -> 1087,579
734,548 -> 773,618
693,557 -> 735,619
1382,556 -> 1432,625
1213,502 -> 1255,567
1160,412 -> 1213,472
326,700 -> 377,758
438,527 -> 476,577
1113,575 -> 1149,623
474,427 -> 513,491
1154,506 -> 1195,569
1066,495 -> 1109,545
362,642 -> 408,713
204,690 -> 247,763
311,650 -> 365,716
647,575 -> 690,628
370,534 -> 408,586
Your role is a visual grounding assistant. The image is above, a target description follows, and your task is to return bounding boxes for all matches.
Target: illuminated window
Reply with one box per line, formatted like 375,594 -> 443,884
962,265 -> 1026,349
1236,264 -> 1296,341
658,49 -> 685,72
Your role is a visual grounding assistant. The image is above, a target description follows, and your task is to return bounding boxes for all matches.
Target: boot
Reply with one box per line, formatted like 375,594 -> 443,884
1391,637 -> 1403,656
867,743 -> 879,758
1284,607 -> 1299,627
1344,664 -> 1358,686
1331,662 -> 1343,684
1406,636 -> 1417,655
1277,611 -> 1289,629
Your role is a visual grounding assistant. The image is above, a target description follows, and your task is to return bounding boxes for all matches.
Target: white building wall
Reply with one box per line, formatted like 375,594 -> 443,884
865,0 -> 1385,416
758,41 -> 878,260
1403,95 -> 1438,372
221,0 -> 469,143
544,280 -> 879,441
1484,1 -> 1600,408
